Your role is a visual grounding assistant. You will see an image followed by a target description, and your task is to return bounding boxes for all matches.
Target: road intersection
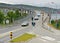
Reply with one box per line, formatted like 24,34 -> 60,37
0,11 -> 60,43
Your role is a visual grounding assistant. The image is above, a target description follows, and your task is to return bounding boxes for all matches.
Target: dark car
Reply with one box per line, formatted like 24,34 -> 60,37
32,22 -> 35,26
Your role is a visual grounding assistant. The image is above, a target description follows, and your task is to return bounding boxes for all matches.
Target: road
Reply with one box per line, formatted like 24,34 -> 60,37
0,11 -> 60,43
0,12 -> 35,34
0,14 -> 35,43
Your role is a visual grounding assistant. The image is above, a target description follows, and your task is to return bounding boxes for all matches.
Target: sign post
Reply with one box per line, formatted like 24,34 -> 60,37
10,32 -> 13,40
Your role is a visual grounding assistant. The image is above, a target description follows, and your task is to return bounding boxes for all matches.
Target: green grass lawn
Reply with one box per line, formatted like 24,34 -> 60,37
11,33 -> 36,42
51,22 -> 60,30
51,20 -> 60,30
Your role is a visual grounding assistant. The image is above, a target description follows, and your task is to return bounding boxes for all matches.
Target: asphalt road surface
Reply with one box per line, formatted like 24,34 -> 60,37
0,11 -> 60,43
0,12 -> 35,34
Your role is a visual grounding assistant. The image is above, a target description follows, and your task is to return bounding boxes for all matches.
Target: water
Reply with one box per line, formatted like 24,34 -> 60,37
36,11 -> 60,20
51,14 -> 60,20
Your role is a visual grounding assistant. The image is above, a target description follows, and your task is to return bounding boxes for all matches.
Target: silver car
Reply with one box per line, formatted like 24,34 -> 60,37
21,21 -> 29,27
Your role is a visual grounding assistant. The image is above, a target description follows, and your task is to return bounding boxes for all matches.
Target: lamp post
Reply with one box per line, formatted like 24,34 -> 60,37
51,2 -> 58,28
47,2 -> 52,24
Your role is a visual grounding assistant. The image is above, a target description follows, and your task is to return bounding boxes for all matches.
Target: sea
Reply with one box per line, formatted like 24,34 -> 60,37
51,14 -> 60,20
36,11 -> 60,20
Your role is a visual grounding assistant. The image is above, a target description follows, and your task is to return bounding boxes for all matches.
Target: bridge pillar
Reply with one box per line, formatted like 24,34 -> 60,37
40,11 -> 44,27
41,11 -> 50,24
26,10 -> 31,14
48,13 -> 51,24
25,10 -> 28,14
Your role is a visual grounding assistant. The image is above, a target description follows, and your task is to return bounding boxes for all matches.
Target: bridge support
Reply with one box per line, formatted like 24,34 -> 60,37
41,11 -> 51,26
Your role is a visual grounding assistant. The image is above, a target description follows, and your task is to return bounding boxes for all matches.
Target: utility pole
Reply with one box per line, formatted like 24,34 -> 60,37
51,2 -> 58,28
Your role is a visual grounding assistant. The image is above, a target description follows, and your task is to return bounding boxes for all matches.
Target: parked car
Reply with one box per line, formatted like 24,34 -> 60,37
21,21 -> 29,27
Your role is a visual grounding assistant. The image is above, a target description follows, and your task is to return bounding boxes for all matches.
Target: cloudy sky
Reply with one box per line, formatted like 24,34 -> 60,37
0,0 -> 60,8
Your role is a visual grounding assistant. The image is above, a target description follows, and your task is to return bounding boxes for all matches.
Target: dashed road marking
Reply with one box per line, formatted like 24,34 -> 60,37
38,38 -> 47,42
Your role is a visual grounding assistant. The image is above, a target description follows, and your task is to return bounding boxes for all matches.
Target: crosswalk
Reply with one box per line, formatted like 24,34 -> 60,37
27,30 -> 56,43
57,41 -> 60,43
41,36 -> 55,41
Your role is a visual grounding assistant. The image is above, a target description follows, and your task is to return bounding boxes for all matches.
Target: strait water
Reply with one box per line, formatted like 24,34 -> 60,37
51,14 -> 60,20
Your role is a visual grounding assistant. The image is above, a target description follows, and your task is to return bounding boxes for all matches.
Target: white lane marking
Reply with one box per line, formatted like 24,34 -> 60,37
26,32 -> 35,34
41,36 -> 55,41
38,38 -> 47,42
57,41 -> 60,43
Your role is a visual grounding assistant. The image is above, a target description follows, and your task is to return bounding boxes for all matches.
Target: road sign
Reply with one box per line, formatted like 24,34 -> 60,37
10,32 -> 13,39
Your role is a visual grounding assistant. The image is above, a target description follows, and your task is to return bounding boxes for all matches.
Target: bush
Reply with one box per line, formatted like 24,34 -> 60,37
58,19 -> 60,24
51,20 -> 55,24
55,23 -> 59,28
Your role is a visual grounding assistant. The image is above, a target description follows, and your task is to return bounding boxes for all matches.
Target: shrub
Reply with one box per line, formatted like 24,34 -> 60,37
51,20 -> 55,24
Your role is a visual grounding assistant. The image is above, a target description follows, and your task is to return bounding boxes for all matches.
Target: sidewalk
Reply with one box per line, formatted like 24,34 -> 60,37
0,23 -> 31,38
45,23 -> 60,35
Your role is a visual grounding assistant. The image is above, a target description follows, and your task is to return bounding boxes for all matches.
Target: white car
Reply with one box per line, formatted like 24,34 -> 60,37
34,16 -> 39,20
37,14 -> 40,17
21,21 -> 29,27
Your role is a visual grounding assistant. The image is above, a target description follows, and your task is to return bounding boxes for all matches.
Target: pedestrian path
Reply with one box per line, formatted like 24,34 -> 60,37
46,23 -> 60,35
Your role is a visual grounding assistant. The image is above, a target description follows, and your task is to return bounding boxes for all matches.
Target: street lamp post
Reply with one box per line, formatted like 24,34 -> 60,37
47,2 -> 52,24
51,2 -> 58,28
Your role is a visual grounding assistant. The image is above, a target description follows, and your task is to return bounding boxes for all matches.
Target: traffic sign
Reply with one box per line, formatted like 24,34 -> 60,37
10,32 -> 13,39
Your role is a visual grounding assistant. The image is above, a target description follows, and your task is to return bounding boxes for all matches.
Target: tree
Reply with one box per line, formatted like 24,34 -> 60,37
0,11 -> 4,24
7,11 -> 15,23
15,10 -> 19,18
15,10 -> 21,19
51,20 -> 55,24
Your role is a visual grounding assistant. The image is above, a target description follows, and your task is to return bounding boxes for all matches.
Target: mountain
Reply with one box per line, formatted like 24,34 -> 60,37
0,3 -> 60,14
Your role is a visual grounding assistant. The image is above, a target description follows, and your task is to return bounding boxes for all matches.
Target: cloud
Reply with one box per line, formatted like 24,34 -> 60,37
0,0 -> 59,4
0,0 -> 60,8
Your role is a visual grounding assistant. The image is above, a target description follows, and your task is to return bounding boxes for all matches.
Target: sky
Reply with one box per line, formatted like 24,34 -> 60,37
0,0 -> 60,8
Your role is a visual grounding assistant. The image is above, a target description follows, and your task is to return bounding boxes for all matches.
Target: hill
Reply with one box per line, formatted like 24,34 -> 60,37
0,3 -> 60,14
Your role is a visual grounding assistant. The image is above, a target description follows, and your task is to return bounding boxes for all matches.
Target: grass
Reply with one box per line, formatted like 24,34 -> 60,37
48,24 -> 56,29
11,33 -> 36,42
51,23 -> 60,30
50,24 -> 60,30
49,20 -> 60,30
